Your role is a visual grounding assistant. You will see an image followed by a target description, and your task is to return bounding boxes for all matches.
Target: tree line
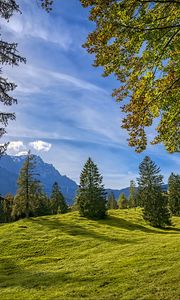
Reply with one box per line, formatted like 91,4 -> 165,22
76,156 -> 180,228
0,153 -> 179,228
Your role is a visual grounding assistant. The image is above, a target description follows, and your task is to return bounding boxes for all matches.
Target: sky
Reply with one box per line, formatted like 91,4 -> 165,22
0,0 -> 179,188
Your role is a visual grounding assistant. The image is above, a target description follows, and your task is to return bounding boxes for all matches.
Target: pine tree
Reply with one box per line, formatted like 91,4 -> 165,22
50,182 -> 68,214
12,151 -> 46,219
107,192 -> 118,210
129,180 -> 136,208
168,173 -> 180,216
137,156 -> 171,228
118,193 -> 128,209
76,157 -> 106,219
0,1 -> 26,155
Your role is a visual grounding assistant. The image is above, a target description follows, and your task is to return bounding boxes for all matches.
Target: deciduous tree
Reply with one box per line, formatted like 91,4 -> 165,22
80,0 -> 180,153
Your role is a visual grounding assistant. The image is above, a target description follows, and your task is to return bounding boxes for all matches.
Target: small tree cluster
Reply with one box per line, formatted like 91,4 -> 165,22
118,193 -> 128,209
107,192 -> 118,210
0,152 -> 68,223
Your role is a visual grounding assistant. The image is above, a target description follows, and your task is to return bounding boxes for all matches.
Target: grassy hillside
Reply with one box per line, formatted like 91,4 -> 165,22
0,209 -> 180,300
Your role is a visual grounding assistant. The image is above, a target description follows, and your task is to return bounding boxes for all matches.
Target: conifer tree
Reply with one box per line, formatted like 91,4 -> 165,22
76,157 -> 106,219
12,151 -> 46,219
0,0 -> 52,156
129,180 -> 136,208
0,1 -> 26,155
3,194 -> 14,223
118,193 -> 128,209
137,156 -> 171,228
0,196 -> 4,223
168,173 -> 180,216
107,192 -> 118,210
50,182 -> 68,214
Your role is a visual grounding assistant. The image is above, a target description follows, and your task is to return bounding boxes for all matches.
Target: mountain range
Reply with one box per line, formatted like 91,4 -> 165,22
0,154 -> 167,204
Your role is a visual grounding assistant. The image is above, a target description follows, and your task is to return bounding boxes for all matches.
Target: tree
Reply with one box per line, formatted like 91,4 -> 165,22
38,0 -> 53,12
168,173 -> 180,216
3,193 -> 14,223
80,0 -> 180,153
137,156 -> 171,227
0,195 -> 5,223
76,157 -> 107,219
50,182 -> 68,214
118,193 -> 128,209
107,192 -> 118,209
0,0 -> 53,156
0,1 -> 26,155
129,180 -> 136,208
12,151 -> 47,219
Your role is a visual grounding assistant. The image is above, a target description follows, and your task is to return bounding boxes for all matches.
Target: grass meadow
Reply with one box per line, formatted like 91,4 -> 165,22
0,209 -> 180,299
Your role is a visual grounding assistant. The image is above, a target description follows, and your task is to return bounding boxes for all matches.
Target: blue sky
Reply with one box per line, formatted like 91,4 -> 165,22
1,0 -> 179,188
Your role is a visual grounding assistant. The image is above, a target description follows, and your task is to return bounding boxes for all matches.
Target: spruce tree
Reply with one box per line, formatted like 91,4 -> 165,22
129,180 -> 136,208
118,193 -> 128,209
76,157 -> 106,219
168,173 -> 180,216
107,192 -> 118,210
137,156 -> 171,228
50,182 -> 68,214
0,1 -> 26,155
12,151 -> 46,219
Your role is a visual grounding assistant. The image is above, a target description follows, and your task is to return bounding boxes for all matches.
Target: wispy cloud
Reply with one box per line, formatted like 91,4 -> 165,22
0,3 -> 72,50
4,64 -> 107,95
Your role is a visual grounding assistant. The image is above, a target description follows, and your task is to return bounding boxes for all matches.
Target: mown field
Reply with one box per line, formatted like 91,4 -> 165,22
0,209 -> 180,300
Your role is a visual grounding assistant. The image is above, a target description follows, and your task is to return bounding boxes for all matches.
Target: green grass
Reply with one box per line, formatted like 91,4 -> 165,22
0,209 -> 180,300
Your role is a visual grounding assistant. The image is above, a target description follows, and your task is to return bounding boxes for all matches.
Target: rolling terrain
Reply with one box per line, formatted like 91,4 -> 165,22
0,209 -> 179,300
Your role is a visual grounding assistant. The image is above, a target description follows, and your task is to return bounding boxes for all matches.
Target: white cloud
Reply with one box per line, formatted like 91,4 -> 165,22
29,140 -> 52,152
16,151 -> 29,156
7,141 -> 26,154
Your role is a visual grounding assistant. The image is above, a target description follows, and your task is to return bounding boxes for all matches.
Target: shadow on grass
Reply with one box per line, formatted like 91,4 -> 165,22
0,257 -> 94,292
30,217 -> 139,245
98,216 -> 180,234
30,215 -> 180,237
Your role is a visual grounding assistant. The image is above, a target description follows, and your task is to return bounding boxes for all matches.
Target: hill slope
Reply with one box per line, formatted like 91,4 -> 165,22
0,209 -> 179,300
